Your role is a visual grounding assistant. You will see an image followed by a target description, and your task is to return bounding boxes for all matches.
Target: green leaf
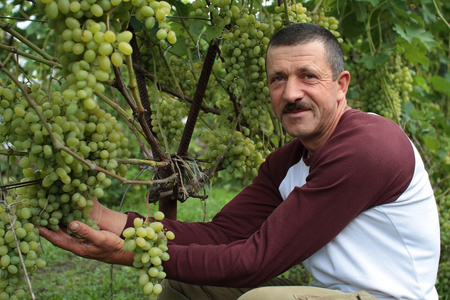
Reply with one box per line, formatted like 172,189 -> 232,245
431,76 -> 450,96
130,16 -> 144,32
413,75 -> 430,93
424,136 -> 439,151
168,0 -> 189,18
402,101 -> 415,120
360,52 -> 391,69
399,42 -> 430,69
188,21 -> 206,37
392,23 -> 435,51
354,2 -> 368,23
203,25 -> 223,41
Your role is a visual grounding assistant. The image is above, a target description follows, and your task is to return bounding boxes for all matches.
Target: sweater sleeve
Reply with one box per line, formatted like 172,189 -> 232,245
161,111 -> 416,287
121,160 -> 285,245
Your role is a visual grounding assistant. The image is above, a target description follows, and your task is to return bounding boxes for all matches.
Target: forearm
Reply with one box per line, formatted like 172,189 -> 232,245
122,183 -> 282,246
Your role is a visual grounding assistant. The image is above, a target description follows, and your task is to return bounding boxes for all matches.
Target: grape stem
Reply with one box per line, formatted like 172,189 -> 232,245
131,63 -> 220,115
94,91 -> 145,137
0,44 -> 60,68
116,158 -> 168,168
0,21 -> 57,63
114,59 -> 167,162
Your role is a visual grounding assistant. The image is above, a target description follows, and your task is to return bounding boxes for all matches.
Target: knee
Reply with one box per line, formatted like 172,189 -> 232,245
237,287 -> 279,300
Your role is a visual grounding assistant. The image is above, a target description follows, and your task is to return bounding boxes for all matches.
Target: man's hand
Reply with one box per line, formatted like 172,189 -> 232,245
88,197 -> 128,236
39,221 -> 134,266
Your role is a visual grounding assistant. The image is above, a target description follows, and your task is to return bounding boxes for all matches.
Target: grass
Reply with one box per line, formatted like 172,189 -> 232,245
25,179 -> 242,299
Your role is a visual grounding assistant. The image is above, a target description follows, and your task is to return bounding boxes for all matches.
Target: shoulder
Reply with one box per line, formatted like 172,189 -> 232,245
255,139 -> 306,187
309,110 -> 417,206
326,109 -> 414,162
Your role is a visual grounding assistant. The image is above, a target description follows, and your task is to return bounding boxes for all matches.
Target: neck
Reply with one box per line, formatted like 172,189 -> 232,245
302,101 -> 350,155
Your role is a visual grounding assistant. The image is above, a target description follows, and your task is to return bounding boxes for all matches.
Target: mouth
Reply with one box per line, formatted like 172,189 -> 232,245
282,102 -> 311,115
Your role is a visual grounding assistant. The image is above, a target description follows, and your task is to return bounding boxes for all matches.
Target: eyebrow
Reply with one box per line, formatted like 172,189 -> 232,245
268,67 -> 316,77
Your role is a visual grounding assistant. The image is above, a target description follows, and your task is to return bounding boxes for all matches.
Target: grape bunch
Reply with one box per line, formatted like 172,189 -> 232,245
220,8 -> 273,132
190,0 -> 233,29
0,80 -> 130,230
38,0 -> 177,113
201,130 -> 265,184
0,208 -> 46,299
360,55 -> 413,121
437,261 -> 450,295
149,93 -> 189,150
133,0 -> 176,43
122,211 -> 174,299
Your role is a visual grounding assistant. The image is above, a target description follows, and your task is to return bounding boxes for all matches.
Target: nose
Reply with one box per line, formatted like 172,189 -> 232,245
283,77 -> 304,103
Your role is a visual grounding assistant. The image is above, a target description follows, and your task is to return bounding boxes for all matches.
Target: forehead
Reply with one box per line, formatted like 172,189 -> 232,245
266,41 -> 328,71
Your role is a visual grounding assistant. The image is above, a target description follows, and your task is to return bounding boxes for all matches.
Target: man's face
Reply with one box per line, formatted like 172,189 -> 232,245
266,41 -> 344,142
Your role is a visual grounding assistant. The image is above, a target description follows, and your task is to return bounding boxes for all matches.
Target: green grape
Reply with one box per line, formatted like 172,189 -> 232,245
156,28 -> 167,40
117,31 -> 133,43
104,30 -> 116,43
118,42 -> 133,56
45,1 -> 59,19
90,3 -> 103,17
167,30 -> 176,44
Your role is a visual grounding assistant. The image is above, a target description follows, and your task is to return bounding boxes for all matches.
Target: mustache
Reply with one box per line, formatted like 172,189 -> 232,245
282,101 -> 311,113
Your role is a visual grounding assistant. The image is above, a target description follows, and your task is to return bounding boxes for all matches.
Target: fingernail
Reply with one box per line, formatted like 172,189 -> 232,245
69,222 -> 79,231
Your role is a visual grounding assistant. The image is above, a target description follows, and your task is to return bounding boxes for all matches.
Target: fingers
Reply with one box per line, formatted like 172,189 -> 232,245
38,225 -> 82,256
39,221 -> 133,265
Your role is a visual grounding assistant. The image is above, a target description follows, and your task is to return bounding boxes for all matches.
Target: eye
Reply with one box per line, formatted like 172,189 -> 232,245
304,74 -> 316,79
270,76 -> 284,83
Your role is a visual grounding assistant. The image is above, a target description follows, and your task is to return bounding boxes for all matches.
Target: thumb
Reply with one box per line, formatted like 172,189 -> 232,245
68,221 -> 95,238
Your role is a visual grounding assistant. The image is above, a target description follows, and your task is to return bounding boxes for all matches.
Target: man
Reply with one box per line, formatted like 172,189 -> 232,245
39,23 -> 441,299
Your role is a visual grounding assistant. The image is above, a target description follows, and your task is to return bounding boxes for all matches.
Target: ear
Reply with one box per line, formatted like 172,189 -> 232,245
336,70 -> 350,102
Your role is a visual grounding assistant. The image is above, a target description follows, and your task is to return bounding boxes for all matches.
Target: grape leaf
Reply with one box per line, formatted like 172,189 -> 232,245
431,75 -> 450,96
392,23 -> 435,50
360,51 -> 391,69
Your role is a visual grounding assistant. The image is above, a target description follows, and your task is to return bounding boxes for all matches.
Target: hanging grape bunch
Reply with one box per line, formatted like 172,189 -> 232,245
122,211 -> 175,299
0,80 -> 131,230
360,55 -> 413,121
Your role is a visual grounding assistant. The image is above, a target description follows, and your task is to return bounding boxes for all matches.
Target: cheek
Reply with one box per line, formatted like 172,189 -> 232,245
270,96 -> 282,116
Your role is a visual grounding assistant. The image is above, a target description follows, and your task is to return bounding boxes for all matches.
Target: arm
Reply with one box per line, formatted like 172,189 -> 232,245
161,113 -> 417,287
160,179 -> 284,245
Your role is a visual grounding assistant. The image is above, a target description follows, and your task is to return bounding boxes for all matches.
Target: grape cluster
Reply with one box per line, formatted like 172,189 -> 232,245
38,0 -> 176,112
122,211 -> 174,299
202,130 -> 265,184
150,93 -> 189,149
133,0 -> 176,43
220,8 -> 272,132
360,55 -> 413,121
190,0 -> 232,29
0,209 -> 46,299
0,80 -> 130,229
438,193 -> 450,252
437,261 -> 450,295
